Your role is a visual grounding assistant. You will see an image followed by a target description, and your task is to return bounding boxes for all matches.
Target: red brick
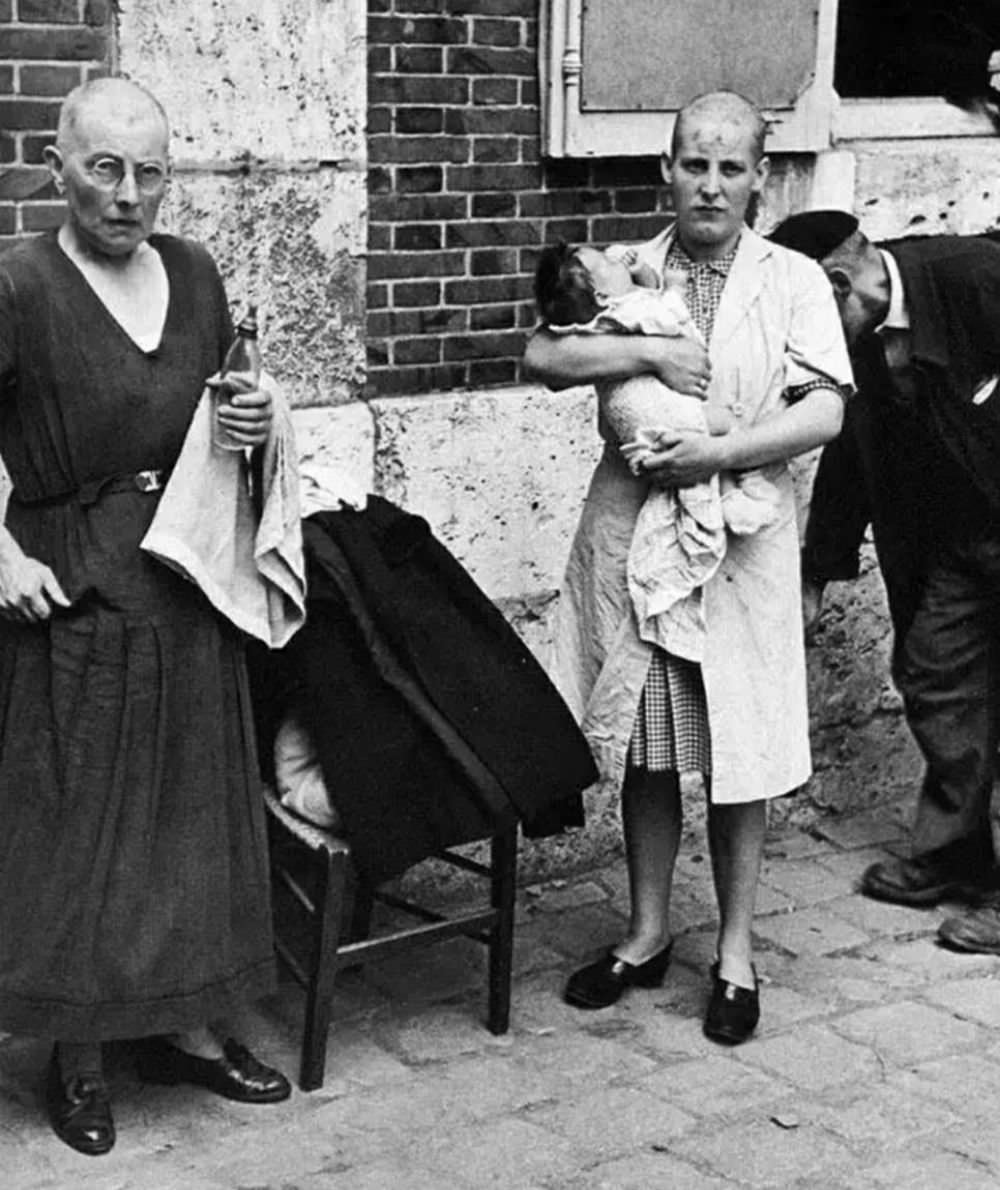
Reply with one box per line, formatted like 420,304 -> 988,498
369,0 -> 391,11
519,137 -> 541,165
442,331 -> 523,361
0,27 -> 106,60
472,192 -> 516,218
0,0 -> 11,20
21,134 -> 52,165
367,340 -> 390,368
84,0 -> 112,26
396,165 -> 444,193
0,233 -> 25,250
446,163 -> 539,191
540,159 -> 593,189
394,280 -> 441,307
468,358 -> 518,386
520,189 -> 610,218
472,77 -> 518,106
473,19 -> 522,48
520,77 -> 539,106
469,304 -> 516,331
367,250 -> 465,281
593,158 -> 661,188
395,107 -> 444,135
368,108 -> 391,135
394,46 -> 443,74
21,201 -> 65,231
0,204 -> 15,235
370,193 -> 467,222
19,65 -> 84,98
473,137 -> 519,164
446,0 -> 533,14
445,107 -> 535,135
446,220 -> 539,248
0,165 -> 52,200
445,276 -> 529,304
369,135 -> 469,165
368,283 -> 389,309
394,337 -> 442,366
369,223 -> 391,252
591,214 -> 670,242
369,307 -> 467,337
416,306 -> 467,333
469,247 -> 519,276
370,16 -> 467,45
370,75 -> 467,105
447,47 -> 534,77
0,66 -> 13,95
18,0 -> 79,21
0,98 -> 60,132
368,45 -> 392,73
0,133 -> 14,164
366,364 -> 467,398
368,166 -> 392,194
394,224 -> 442,251
541,217 -> 589,244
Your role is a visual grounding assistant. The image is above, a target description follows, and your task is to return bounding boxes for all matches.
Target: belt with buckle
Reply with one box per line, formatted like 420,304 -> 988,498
11,469 -> 170,509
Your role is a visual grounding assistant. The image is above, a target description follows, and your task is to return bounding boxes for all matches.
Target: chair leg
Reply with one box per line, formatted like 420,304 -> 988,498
348,878 -> 375,944
299,845 -> 348,1092
487,824 -> 517,1035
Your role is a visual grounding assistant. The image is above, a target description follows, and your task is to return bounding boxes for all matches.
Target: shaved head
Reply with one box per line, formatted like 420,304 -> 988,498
56,77 -> 170,156
671,91 -> 767,164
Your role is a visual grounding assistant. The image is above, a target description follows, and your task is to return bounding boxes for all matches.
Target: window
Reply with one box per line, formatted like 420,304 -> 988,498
541,0 -> 998,157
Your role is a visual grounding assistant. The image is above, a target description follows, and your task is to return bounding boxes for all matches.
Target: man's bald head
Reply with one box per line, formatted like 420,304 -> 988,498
670,91 -> 767,165
56,77 -> 170,156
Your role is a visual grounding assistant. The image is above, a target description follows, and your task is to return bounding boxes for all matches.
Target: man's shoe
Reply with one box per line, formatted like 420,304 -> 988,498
860,854 -> 989,906
938,903 -> 1000,954
563,942 -> 673,1010
136,1038 -> 291,1104
45,1050 -> 115,1156
703,963 -> 759,1045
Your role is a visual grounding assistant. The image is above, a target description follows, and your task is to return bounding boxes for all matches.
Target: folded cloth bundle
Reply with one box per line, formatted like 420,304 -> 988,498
141,372 -> 306,648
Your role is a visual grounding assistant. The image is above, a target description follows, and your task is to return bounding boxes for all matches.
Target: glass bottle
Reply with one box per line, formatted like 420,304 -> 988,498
214,304 -> 262,452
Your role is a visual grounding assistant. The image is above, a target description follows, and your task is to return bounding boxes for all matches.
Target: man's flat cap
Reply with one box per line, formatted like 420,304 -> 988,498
767,210 -> 859,260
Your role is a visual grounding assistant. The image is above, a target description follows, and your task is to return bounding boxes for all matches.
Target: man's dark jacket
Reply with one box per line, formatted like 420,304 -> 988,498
250,497 -> 594,883
802,235 -> 1000,649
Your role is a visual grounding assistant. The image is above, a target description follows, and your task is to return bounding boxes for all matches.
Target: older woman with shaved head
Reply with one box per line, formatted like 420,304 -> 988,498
0,78 -> 289,1156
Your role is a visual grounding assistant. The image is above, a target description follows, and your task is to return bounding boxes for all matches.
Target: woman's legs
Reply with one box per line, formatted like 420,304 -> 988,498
615,767 -> 683,965
707,797 -> 767,989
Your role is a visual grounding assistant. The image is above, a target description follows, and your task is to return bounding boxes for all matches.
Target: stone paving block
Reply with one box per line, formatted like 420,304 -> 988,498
524,1084 -> 697,1163
925,974 -> 1000,1028
737,1024 -> 880,1091
764,827 -> 831,861
824,892 -> 941,939
867,936 -> 1000,980
567,1151 -> 737,1189
861,1150 -> 997,1189
640,1053 -> 791,1117
891,1054 -> 1000,1123
422,1051 -> 566,1120
934,1122 -> 1000,1178
362,936 -> 484,1003
752,906 -> 871,956
812,809 -> 908,850
764,951 -> 924,1006
630,1009 -> 722,1062
753,882 -> 796,916
513,1030 -> 660,1088
671,1117 -> 857,1188
814,844 -> 905,886
793,1082 -> 961,1151
757,857 -> 856,905
317,1156 -> 479,1190
511,919 -> 570,979
830,1000 -> 985,1068
416,1116 -> 582,1188
532,902 -> 631,961
524,879 -> 608,912
754,983 -> 832,1035
379,1003 -> 514,1064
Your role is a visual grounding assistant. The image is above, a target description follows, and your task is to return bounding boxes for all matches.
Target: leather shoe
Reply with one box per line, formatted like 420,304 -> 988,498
861,853 -> 992,906
563,942 -> 672,1010
136,1038 -> 291,1104
703,963 -> 759,1045
938,902 -> 1000,954
45,1050 -> 115,1156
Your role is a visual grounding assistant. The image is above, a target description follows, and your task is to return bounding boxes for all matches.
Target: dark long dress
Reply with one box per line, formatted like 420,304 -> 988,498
0,232 -> 275,1041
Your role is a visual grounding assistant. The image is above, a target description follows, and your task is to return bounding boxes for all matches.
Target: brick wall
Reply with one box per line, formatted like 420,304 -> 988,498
367,0 -> 668,397
0,0 -> 114,247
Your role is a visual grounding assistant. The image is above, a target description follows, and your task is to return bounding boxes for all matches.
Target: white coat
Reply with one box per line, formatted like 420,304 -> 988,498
552,226 -> 854,804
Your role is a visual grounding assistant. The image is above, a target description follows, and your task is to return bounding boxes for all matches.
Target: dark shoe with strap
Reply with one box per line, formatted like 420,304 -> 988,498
563,942 -> 673,1010
703,963 -> 759,1045
45,1050 -> 115,1156
136,1038 -> 291,1104
861,853 -> 993,907
938,901 -> 1000,954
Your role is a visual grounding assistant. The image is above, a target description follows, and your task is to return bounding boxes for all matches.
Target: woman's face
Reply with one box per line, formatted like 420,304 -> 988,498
47,103 -> 169,259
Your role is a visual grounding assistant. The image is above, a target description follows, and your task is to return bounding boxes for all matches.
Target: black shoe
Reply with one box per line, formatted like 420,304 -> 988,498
563,942 -> 673,1010
703,963 -> 759,1045
45,1050 -> 115,1156
136,1038 -> 291,1104
861,854 -> 992,907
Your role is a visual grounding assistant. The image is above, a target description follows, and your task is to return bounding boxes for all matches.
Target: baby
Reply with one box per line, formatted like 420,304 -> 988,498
534,241 -> 780,661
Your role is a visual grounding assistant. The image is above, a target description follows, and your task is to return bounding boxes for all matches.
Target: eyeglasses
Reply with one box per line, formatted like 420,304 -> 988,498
84,155 -> 169,195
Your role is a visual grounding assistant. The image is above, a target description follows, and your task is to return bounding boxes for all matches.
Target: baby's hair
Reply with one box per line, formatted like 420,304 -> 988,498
534,241 -> 601,327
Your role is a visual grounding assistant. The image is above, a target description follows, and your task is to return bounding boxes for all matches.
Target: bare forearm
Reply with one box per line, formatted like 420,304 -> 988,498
717,389 -> 843,470
523,329 -> 660,390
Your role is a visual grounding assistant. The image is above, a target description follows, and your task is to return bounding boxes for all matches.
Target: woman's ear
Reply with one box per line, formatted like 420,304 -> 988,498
43,145 -> 65,195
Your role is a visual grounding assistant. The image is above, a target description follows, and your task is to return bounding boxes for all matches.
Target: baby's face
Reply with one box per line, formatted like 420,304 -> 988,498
574,245 -> 635,303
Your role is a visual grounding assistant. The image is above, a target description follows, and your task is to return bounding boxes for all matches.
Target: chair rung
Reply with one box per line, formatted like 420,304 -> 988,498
273,865 -> 316,916
335,910 -> 497,965
274,935 -> 309,989
435,851 -> 490,877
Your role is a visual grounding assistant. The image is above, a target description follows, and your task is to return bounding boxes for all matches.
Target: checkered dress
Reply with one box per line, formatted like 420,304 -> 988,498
627,237 -> 740,775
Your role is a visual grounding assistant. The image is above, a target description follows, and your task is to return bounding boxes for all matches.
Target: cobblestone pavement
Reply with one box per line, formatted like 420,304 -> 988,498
6,808 -> 1000,1189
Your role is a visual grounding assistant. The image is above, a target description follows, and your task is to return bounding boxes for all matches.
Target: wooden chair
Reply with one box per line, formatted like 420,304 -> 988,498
263,785 -> 518,1091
